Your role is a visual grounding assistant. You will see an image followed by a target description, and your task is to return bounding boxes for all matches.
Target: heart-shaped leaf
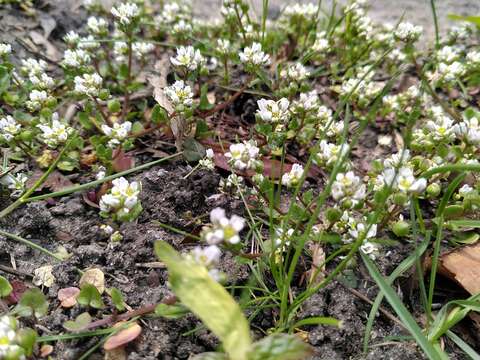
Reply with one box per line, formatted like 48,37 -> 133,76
63,312 -> 92,332
77,284 -> 105,309
58,287 -> 80,308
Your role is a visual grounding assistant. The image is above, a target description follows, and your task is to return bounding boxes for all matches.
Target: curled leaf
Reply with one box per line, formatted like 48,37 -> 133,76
58,287 -> 80,308
104,322 -> 142,351
79,268 -> 105,294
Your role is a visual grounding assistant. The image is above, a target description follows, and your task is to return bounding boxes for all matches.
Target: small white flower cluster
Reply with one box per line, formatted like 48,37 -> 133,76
382,85 -> 420,114
312,31 -> 329,53
156,2 -> 191,26
225,140 -> 262,171
74,73 -> 103,97
446,24 -> 472,42
202,207 -> 245,245
114,42 -> 155,61
427,46 -> 466,85
280,63 -> 310,82
292,91 -> 319,114
99,177 -> 142,222
21,58 -> 55,92
170,46 -> 205,72
281,163 -> 304,187
219,173 -> 245,196
466,50 -> 480,68
26,90 -> 54,111
0,172 -> 28,196
37,113 -> 74,148
199,148 -> 215,170
217,39 -> 231,55
87,16 -> 108,35
64,31 -> 80,46
394,22 -> 423,42
340,66 -> 381,105
274,226 -> 294,255
425,106 -> 455,142
0,316 -> 25,359
314,141 -> 348,167
256,98 -> 290,124
63,49 -> 91,68
0,43 -> 12,57
453,113 -> 480,145
111,2 -> 140,26
29,73 -> 55,90
331,171 -> 366,208
102,121 -> 132,148
283,3 -> 317,19
172,20 -> 193,35
239,43 -> 270,67
0,115 -> 21,142
164,80 -> 194,108
345,2 -> 374,38
189,245 -> 222,281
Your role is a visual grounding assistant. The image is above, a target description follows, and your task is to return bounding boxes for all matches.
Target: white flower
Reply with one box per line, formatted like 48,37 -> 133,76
26,89 -> 52,111
173,19 -> 193,34
77,35 -> 100,50
314,140 -> 348,166
280,63 -> 310,82
87,16 -> 108,34
383,149 -> 410,168
313,32 -> 329,52
63,49 -> 91,67
331,171 -> 366,207
256,98 -> 290,123
99,177 -> 141,220
21,58 -> 48,76
225,141 -> 261,171
381,167 -> 426,194
63,31 -> 80,45
203,207 -> 245,245
37,113 -> 73,148
192,245 -> 221,267
111,2 -> 140,26
217,39 -> 231,54
164,80 -> 194,107
453,115 -> 480,145
360,240 -> 380,260
199,149 -> 215,170
292,91 -> 319,113
0,115 -> 21,141
466,51 -> 480,66
0,43 -> 12,56
156,2 -> 190,25
132,42 -> 154,58
458,184 -> 474,197
425,109 -> 455,141
239,42 -> 270,67
29,73 -> 55,90
0,172 -> 27,193
283,3 -> 317,18
96,166 -> 107,180
436,46 -> 460,64
74,73 -> 103,97
394,22 -> 423,42
282,163 -> 304,187
0,316 -> 25,359
170,46 -> 204,72
102,121 -> 132,148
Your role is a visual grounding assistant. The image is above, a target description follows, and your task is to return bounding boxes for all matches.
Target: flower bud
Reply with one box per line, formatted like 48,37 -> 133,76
391,220 -> 410,237
326,207 -> 342,223
393,192 -> 408,206
426,183 -> 441,198
107,99 -> 121,113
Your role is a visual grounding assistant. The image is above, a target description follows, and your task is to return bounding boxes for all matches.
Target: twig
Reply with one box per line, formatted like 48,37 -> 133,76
85,295 -> 177,330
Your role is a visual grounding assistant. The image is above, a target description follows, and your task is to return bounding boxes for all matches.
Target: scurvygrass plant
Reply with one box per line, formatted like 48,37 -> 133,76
0,0 -> 480,358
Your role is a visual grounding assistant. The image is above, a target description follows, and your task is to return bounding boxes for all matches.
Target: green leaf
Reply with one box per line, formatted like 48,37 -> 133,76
77,284 -> 105,309
183,138 -> 206,162
195,119 -> 210,139
63,312 -> 92,332
448,14 -> 480,27
0,275 -> 13,297
199,83 -> 215,110
290,316 -> 342,330
361,253 -> 445,358
109,287 -> 125,311
15,288 -> 48,318
131,121 -> 145,135
0,66 -> 11,93
16,328 -> 37,356
151,104 -> 168,125
155,241 -> 252,360
78,112 -> 94,130
154,303 -> 189,319
247,334 -> 313,360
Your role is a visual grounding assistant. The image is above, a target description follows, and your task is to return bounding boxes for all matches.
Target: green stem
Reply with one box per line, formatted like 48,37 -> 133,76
0,136 -> 76,219
26,152 -> 183,203
0,229 -> 63,261
430,0 -> 440,48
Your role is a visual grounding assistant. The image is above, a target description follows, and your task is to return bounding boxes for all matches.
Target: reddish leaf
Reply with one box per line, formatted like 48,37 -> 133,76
112,149 -> 135,173
104,323 -> 142,351
5,280 -> 28,305
58,287 -> 80,308
40,344 -> 54,358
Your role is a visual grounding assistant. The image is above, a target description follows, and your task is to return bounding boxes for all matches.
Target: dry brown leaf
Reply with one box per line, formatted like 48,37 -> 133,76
26,170 -> 74,193
438,242 -> 480,295
79,268 -> 105,294
58,287 -> 80,308
307,243 -> 325,285
149,57 -> 173,114
104,323 -> 142,351
40,344 -> 54,358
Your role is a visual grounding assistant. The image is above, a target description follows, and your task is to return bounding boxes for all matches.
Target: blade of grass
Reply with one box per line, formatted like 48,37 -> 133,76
361,252 -> 446,358
362,231 -> 431,352
446,330 -> 480,360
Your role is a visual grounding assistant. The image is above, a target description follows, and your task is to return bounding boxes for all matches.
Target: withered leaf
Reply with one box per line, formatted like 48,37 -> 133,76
104,323 -> 142,351
58,287 -> 80,308
79,268 -> 105,294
